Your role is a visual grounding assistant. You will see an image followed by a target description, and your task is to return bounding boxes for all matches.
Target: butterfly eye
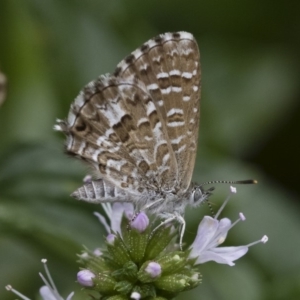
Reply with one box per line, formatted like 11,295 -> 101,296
192,188 -> 203,204
191,186 -> 215,207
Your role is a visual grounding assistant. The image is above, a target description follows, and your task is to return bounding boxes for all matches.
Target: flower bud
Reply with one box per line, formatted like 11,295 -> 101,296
131,291 -> 141,299
130,212 -> 149,233
77,269 -> 95,287
146,262 -> 162,277
93,248 -> 102,256
127,214 -> 151,263
138,261 -> 162,283
106,233 -> 116,245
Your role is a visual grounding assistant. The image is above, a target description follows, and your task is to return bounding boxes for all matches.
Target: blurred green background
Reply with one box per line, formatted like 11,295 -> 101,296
1,1 -> 300,299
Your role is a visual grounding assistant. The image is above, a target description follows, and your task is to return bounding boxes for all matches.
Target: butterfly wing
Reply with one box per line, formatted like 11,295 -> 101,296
114,32 -> 200,192
55,32 -> 200,199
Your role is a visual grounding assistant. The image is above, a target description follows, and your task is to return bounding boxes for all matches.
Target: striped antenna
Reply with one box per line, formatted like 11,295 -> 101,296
200,179 -> 257,186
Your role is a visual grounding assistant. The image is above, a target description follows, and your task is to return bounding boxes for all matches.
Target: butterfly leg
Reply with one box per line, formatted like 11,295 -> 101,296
153,212 -> 186,250
141,197 -> 165,212
177,214 -> 186,250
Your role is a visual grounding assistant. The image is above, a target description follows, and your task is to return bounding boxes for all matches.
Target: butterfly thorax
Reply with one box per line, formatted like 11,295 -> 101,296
137,189 -> 185,214
129,183 -> 213,215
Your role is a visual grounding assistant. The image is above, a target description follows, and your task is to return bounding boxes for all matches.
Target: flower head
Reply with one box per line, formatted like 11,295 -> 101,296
77,187 -> 267,299
79,204 -> 201,298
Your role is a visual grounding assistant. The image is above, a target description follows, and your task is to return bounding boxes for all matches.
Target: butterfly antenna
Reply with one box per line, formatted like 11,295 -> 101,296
200,179 -> 258,186
200,179 -> 257,217
206,200 -> 215,217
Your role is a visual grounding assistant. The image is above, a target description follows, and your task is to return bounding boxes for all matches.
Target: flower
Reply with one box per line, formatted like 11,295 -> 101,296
79,204 -> 201,297
6,259 -> 74,300
189,215 -> 248,266
131,291 -> 141,299
94,202 -> 134,235
189,187 -> 268,266
75,186 -> 268,299
93,248 -> 103,256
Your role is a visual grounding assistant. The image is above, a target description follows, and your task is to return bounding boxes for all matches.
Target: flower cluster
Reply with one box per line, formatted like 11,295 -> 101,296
6,187 -> 268,300
76,187 -> 267,299
78,209 -> 201,299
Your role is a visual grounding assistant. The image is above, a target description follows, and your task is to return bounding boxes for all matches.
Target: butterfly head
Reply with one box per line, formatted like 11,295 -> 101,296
189,185 -> 215,207
188,179 -> 257,208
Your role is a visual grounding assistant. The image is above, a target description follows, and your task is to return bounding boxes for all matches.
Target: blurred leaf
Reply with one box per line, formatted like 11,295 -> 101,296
201,38 -> 299,156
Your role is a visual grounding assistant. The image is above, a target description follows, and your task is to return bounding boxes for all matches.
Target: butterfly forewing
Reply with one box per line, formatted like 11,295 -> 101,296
115,32 -> 200,192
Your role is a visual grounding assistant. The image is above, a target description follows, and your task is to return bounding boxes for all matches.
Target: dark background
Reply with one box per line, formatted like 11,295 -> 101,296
0,1 -> 299,299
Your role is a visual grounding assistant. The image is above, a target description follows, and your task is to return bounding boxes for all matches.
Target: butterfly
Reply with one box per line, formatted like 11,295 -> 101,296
55,32 -> 255,246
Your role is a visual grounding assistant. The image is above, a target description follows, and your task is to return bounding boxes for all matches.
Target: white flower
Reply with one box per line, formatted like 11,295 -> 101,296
39,286 -> 74,300
131,291 -> 141,299
39,259 -> 74,300
189,186 -> 268,266
189,215 -> 248,266
6,259 -> 74,300
94,202 -> 134,234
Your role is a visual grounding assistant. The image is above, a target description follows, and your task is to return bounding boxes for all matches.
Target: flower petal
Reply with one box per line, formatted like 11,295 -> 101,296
196,246 -> 249,266
94,212 -> 111,234
111,203 -> 134,233
66,292 -> 75,300
111,203 -> 126,233
205,217 -> 232,249
189,216 -> 219,256
39,286 -> 57,300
